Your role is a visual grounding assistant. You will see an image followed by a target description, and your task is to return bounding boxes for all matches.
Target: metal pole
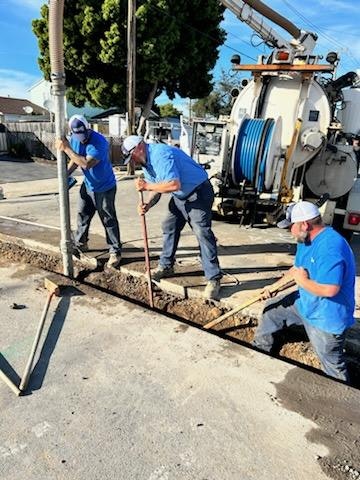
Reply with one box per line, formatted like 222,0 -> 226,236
49,0 -> 73,277
0,370 -> 21,396
127,0 -> 136,136
139,191 -> 154,308
19,292 -> 54,391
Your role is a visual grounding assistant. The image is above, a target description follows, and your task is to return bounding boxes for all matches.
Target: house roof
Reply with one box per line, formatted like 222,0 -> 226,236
0,96 -> 48,116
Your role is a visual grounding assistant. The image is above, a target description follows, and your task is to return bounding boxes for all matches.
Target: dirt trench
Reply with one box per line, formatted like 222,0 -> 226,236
1,240 -> 360,387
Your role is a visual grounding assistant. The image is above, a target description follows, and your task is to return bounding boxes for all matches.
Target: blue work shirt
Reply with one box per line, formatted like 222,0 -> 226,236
70,130 -> 116,193
295,227 -> 355,334
142,143 -> 208,199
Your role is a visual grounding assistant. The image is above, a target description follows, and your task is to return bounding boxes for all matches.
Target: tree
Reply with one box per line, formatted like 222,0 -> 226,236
159,103 -> 182,118
33,0 -> 225,129
192,69 -> 242,118
192,92 -> 222,119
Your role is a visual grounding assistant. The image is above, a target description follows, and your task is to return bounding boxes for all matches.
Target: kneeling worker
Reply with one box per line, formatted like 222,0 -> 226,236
253,201 -> 355,382
121,136 -> 222,300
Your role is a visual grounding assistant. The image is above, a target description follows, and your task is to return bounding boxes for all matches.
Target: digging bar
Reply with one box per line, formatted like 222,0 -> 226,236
203,278 -> 295,330
0,370 -> 21,396
19,278 -> 60,392
139,191 -> 154,308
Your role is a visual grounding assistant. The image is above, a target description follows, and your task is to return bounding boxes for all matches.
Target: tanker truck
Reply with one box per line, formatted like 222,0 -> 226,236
191,0 -> 360,240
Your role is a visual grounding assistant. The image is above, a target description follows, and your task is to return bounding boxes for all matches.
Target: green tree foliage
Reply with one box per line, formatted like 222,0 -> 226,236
32,0 -> 225,111
159,103 -> 182,118
192,69 -> 242,118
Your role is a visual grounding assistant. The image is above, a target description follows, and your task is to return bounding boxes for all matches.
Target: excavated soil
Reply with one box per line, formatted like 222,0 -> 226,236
1,240 -> 359,388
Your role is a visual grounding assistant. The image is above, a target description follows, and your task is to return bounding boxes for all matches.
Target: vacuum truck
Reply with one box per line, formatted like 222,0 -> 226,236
191,0 -> 360,240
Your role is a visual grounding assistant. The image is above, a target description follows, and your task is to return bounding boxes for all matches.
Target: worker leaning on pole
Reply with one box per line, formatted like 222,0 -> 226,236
55,115 -> 122,268
121,135 -> 223,300
252,201 -> 356,382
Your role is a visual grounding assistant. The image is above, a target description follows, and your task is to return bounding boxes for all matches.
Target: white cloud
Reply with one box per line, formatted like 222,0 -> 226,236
0,69 -> 39,99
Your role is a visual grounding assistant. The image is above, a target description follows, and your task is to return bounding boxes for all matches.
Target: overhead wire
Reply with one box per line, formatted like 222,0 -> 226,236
279,0 -> 360,69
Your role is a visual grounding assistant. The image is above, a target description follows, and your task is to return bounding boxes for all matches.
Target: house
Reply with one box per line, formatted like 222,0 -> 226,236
0,96 -> 49,122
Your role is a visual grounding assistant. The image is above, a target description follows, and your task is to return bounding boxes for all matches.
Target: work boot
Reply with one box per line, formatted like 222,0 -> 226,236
74,242 -> 89,253
204,279 -> 221,300
106,252 -> 122,269
72,242 -> 89,256
151,265 -> 174,282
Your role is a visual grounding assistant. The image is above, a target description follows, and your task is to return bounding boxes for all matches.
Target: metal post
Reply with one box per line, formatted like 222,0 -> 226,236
49,0 -> 73,277
127,0 -> 136,136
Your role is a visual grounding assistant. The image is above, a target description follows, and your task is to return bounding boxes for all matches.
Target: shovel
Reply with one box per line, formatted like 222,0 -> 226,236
203,277 -> 295,330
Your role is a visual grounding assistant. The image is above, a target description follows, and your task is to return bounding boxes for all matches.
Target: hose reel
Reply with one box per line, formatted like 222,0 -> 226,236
231,116 -> 282,191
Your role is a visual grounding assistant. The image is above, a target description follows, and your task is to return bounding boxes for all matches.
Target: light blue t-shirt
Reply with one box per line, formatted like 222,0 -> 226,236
70,130 -> 116,193
295,227 -> 355,334
142,143 -> 208,199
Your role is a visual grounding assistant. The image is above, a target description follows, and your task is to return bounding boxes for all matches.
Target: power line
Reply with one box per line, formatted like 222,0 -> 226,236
280,0 -> 360,69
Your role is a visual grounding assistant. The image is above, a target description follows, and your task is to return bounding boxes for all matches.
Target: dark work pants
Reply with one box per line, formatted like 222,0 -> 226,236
159,180 -> 222,281
75,182 -> 121,254
252,291 -> 350,382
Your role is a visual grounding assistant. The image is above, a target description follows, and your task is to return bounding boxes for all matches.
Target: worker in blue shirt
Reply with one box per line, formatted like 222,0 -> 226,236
252,201 -> 356,382
55,115 -> 121,268
122,136 -> 222,300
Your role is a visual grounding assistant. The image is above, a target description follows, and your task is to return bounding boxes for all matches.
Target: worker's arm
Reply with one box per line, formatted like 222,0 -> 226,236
55,138 -> 99,170
259,266 -> 296,299
135,177 -> 181,194
67,159 -> 78,175
137,192 -> 162,215
292,266 -> 340,297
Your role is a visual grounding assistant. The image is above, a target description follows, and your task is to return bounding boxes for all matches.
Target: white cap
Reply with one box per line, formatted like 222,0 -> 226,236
277,201 -> 320,228
121,135 -> 144,164
68,114 -> 89,131
68,114 -> 90,142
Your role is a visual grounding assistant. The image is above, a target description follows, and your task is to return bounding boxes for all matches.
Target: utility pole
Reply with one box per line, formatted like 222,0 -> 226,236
126,0 -> 136,175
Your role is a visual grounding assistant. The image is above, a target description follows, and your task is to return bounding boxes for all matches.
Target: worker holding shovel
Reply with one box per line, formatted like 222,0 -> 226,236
252,201 -> 356,382
121,136 -> 222,300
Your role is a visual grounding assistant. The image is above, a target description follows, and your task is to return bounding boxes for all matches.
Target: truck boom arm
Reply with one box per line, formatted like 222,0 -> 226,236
221,0 -> 317,54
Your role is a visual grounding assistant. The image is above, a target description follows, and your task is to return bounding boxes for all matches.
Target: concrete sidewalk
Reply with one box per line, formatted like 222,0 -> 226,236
1,262 -> 360,480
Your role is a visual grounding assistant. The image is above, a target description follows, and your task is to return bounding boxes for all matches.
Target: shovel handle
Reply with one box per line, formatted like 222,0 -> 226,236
203,278 -> 295,330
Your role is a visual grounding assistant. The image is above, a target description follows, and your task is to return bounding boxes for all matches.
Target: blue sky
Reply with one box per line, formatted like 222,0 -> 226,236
0,0 -> 359,111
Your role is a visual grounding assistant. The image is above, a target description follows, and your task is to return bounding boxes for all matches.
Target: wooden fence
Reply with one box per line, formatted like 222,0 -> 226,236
2,121 -> 124,165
